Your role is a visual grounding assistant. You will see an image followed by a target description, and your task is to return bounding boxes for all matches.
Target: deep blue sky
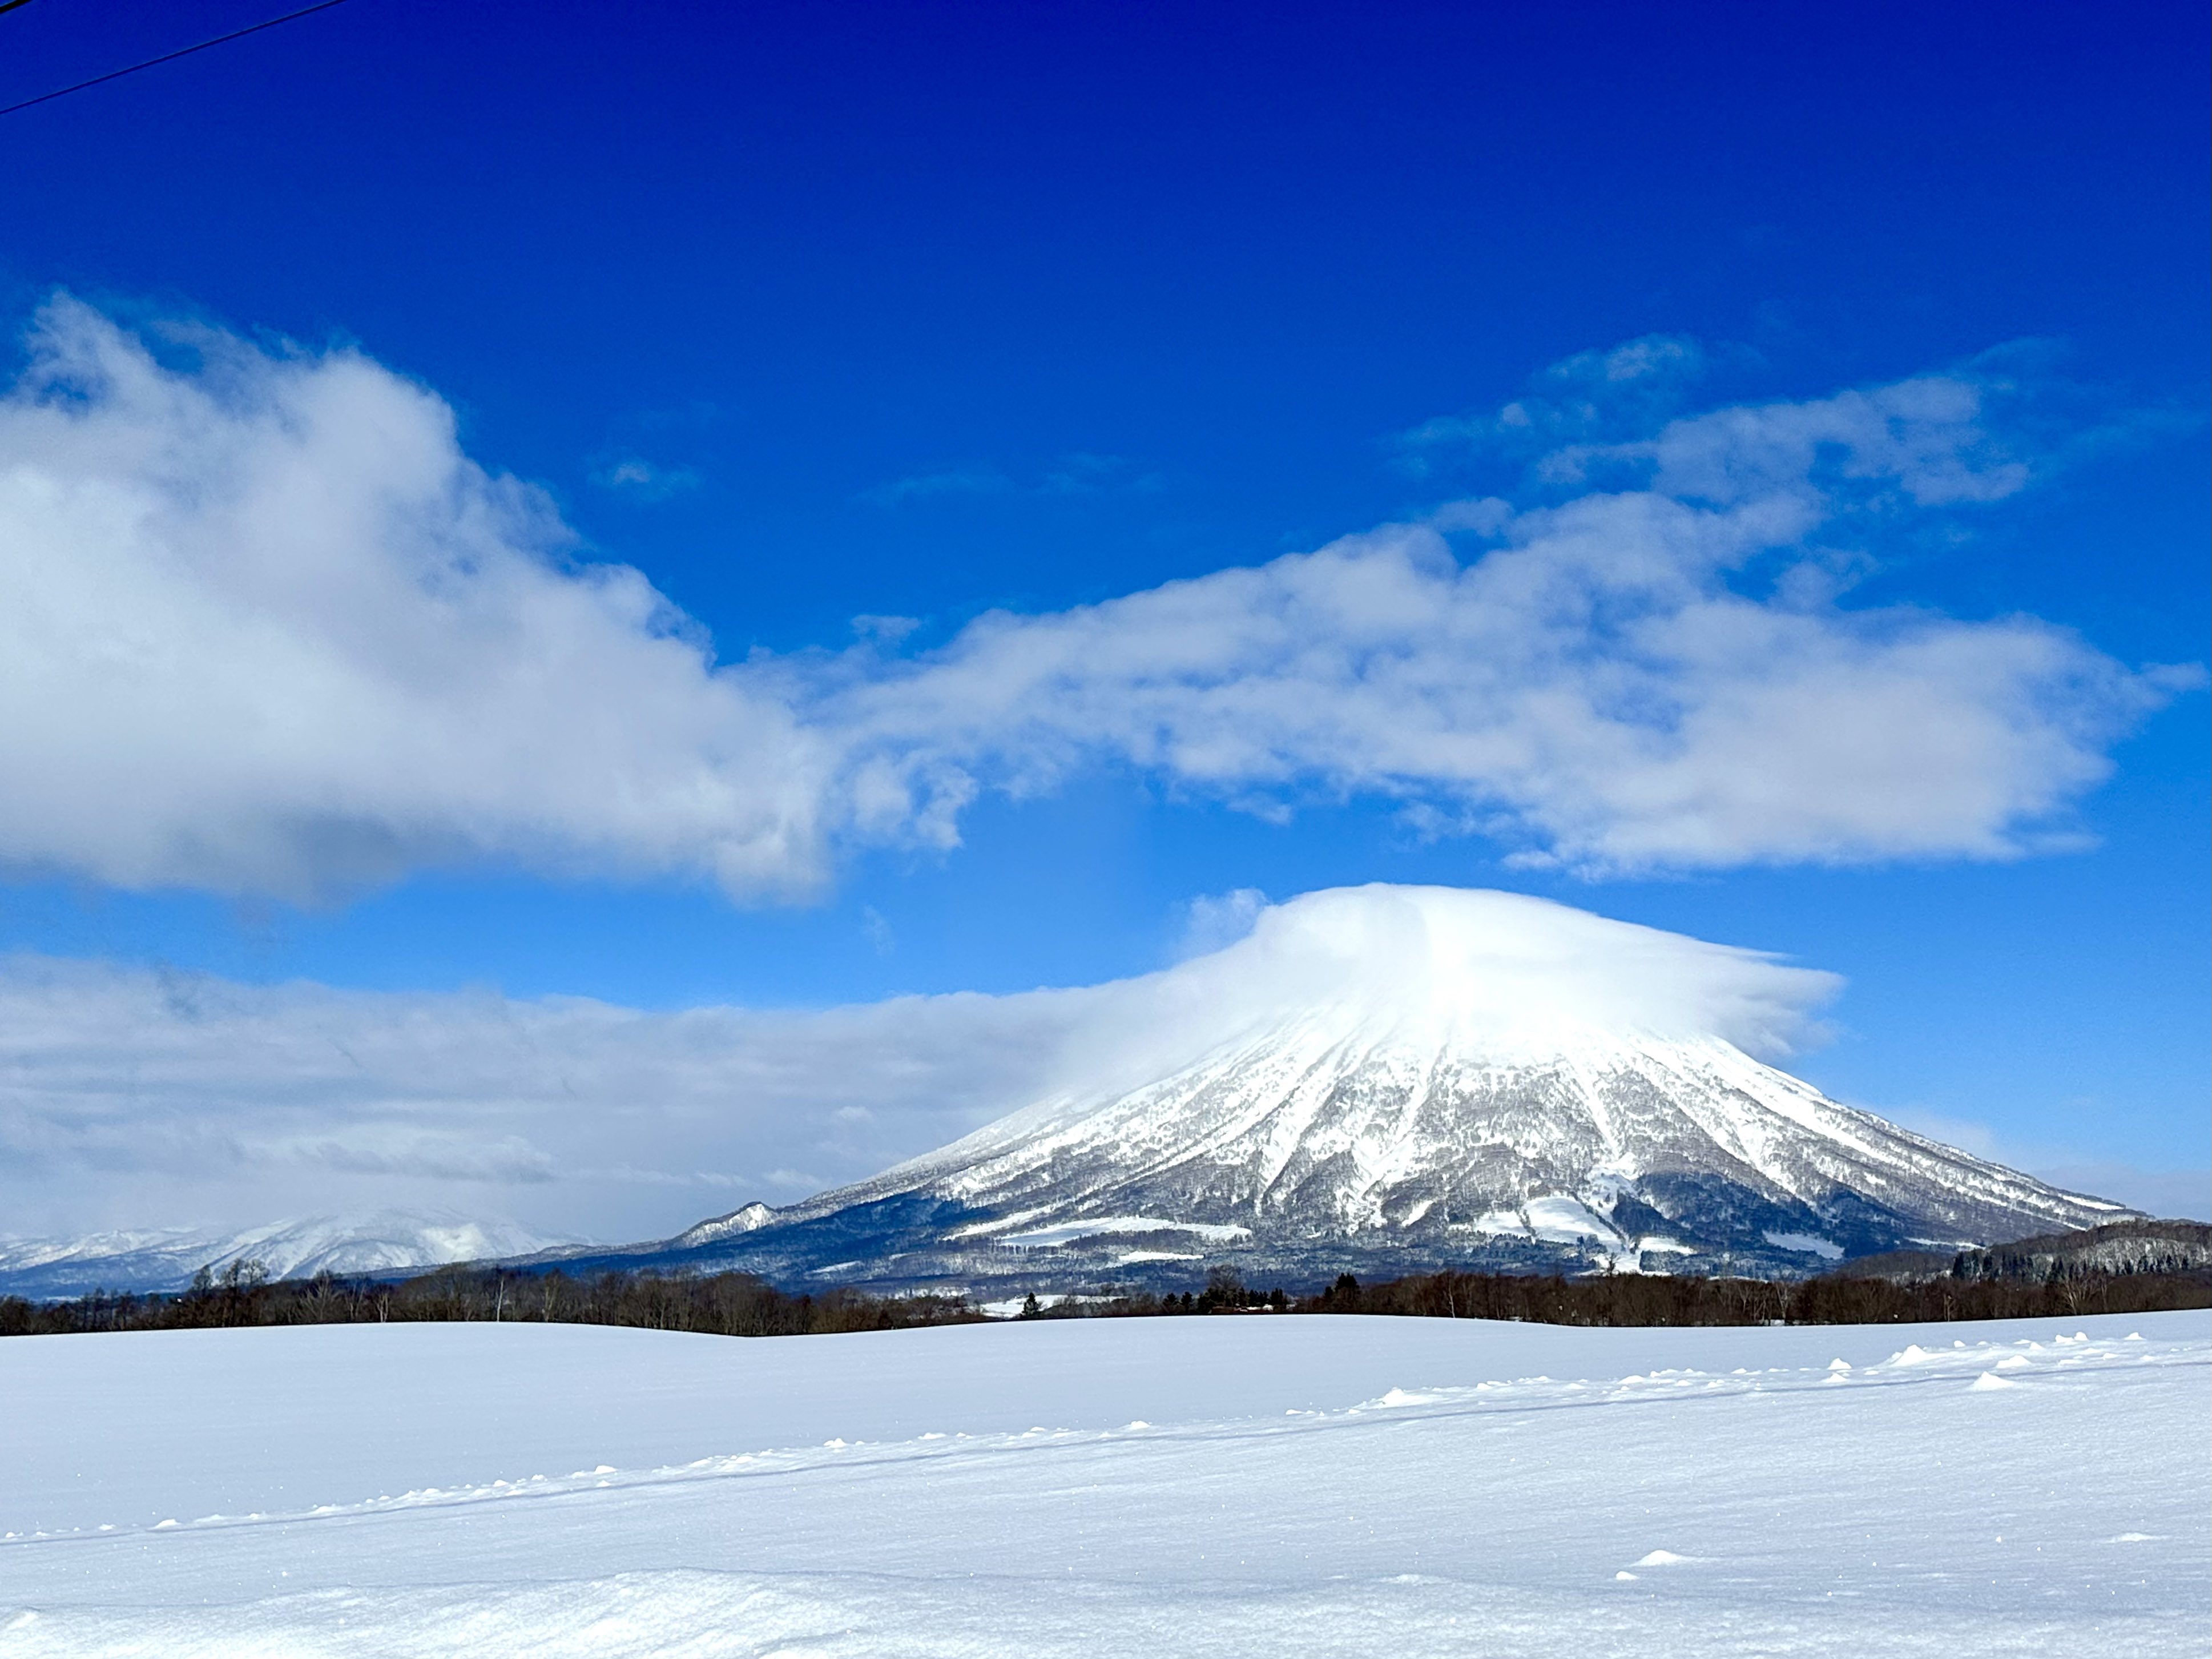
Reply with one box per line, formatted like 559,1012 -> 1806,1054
0,0 -> 2204,1211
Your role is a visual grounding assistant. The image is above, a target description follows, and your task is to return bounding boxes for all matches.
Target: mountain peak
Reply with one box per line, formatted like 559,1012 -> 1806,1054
673,1202 -> 779,1249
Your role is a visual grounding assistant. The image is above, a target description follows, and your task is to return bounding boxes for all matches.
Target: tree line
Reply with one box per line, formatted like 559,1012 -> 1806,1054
0,1259 -> 980,1339
3,1253 -> 2203,1341
1291,1262 -> 2211,1325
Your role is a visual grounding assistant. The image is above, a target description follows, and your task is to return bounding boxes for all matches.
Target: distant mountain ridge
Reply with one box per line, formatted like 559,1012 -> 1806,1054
1824,1219 -> 2212,1287
1953,1219 -> 2212,1282
0,1212 -> 570,1300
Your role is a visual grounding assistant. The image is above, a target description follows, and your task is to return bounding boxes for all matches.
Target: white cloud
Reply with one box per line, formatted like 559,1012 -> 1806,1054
0,948 -> 1092,1238
863,453 -> 1160,506
1399,332 -> 1710,461
1175,887 -> 1268,959
0,296 -> 2190,899
825,493 -> 2175,872
1131,885 -> 1840,1068
589,454 -> 702,501
0,296 -> 830,900
0,885 -> 1838,1237
861,466 -> 1017,505
1601,373 -> 2033,507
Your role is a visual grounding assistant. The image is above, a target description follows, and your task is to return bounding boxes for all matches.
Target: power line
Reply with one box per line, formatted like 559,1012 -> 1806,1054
0,0 -> 354,119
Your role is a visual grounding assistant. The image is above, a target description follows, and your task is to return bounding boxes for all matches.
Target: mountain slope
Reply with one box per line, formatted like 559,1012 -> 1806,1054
808,1024 -> 2120,1263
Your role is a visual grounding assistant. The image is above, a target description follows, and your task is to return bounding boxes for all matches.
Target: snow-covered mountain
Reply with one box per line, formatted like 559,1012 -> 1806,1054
0,1211 -> 570,1300
20,888 -> 2126,1300
594,886 -> 2132,1289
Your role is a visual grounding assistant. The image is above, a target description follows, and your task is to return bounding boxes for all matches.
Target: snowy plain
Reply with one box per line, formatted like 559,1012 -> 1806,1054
1,1310 -> 2205,1657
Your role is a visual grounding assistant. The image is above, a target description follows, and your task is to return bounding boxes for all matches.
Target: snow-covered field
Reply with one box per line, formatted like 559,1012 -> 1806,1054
2,1310 -> 2205,1657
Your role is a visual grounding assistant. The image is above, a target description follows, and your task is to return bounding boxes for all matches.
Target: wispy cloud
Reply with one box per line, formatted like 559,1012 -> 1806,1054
590,452 -> 703,501
0,295 -> 2193,901
1175,887 -> 1268,959
1878,1104 -> 2209,1221
2028,1162 -> 2209,1222
863,466 -> 1017,505
863,452 -> 1162,506
1397,333 -> 1715,472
